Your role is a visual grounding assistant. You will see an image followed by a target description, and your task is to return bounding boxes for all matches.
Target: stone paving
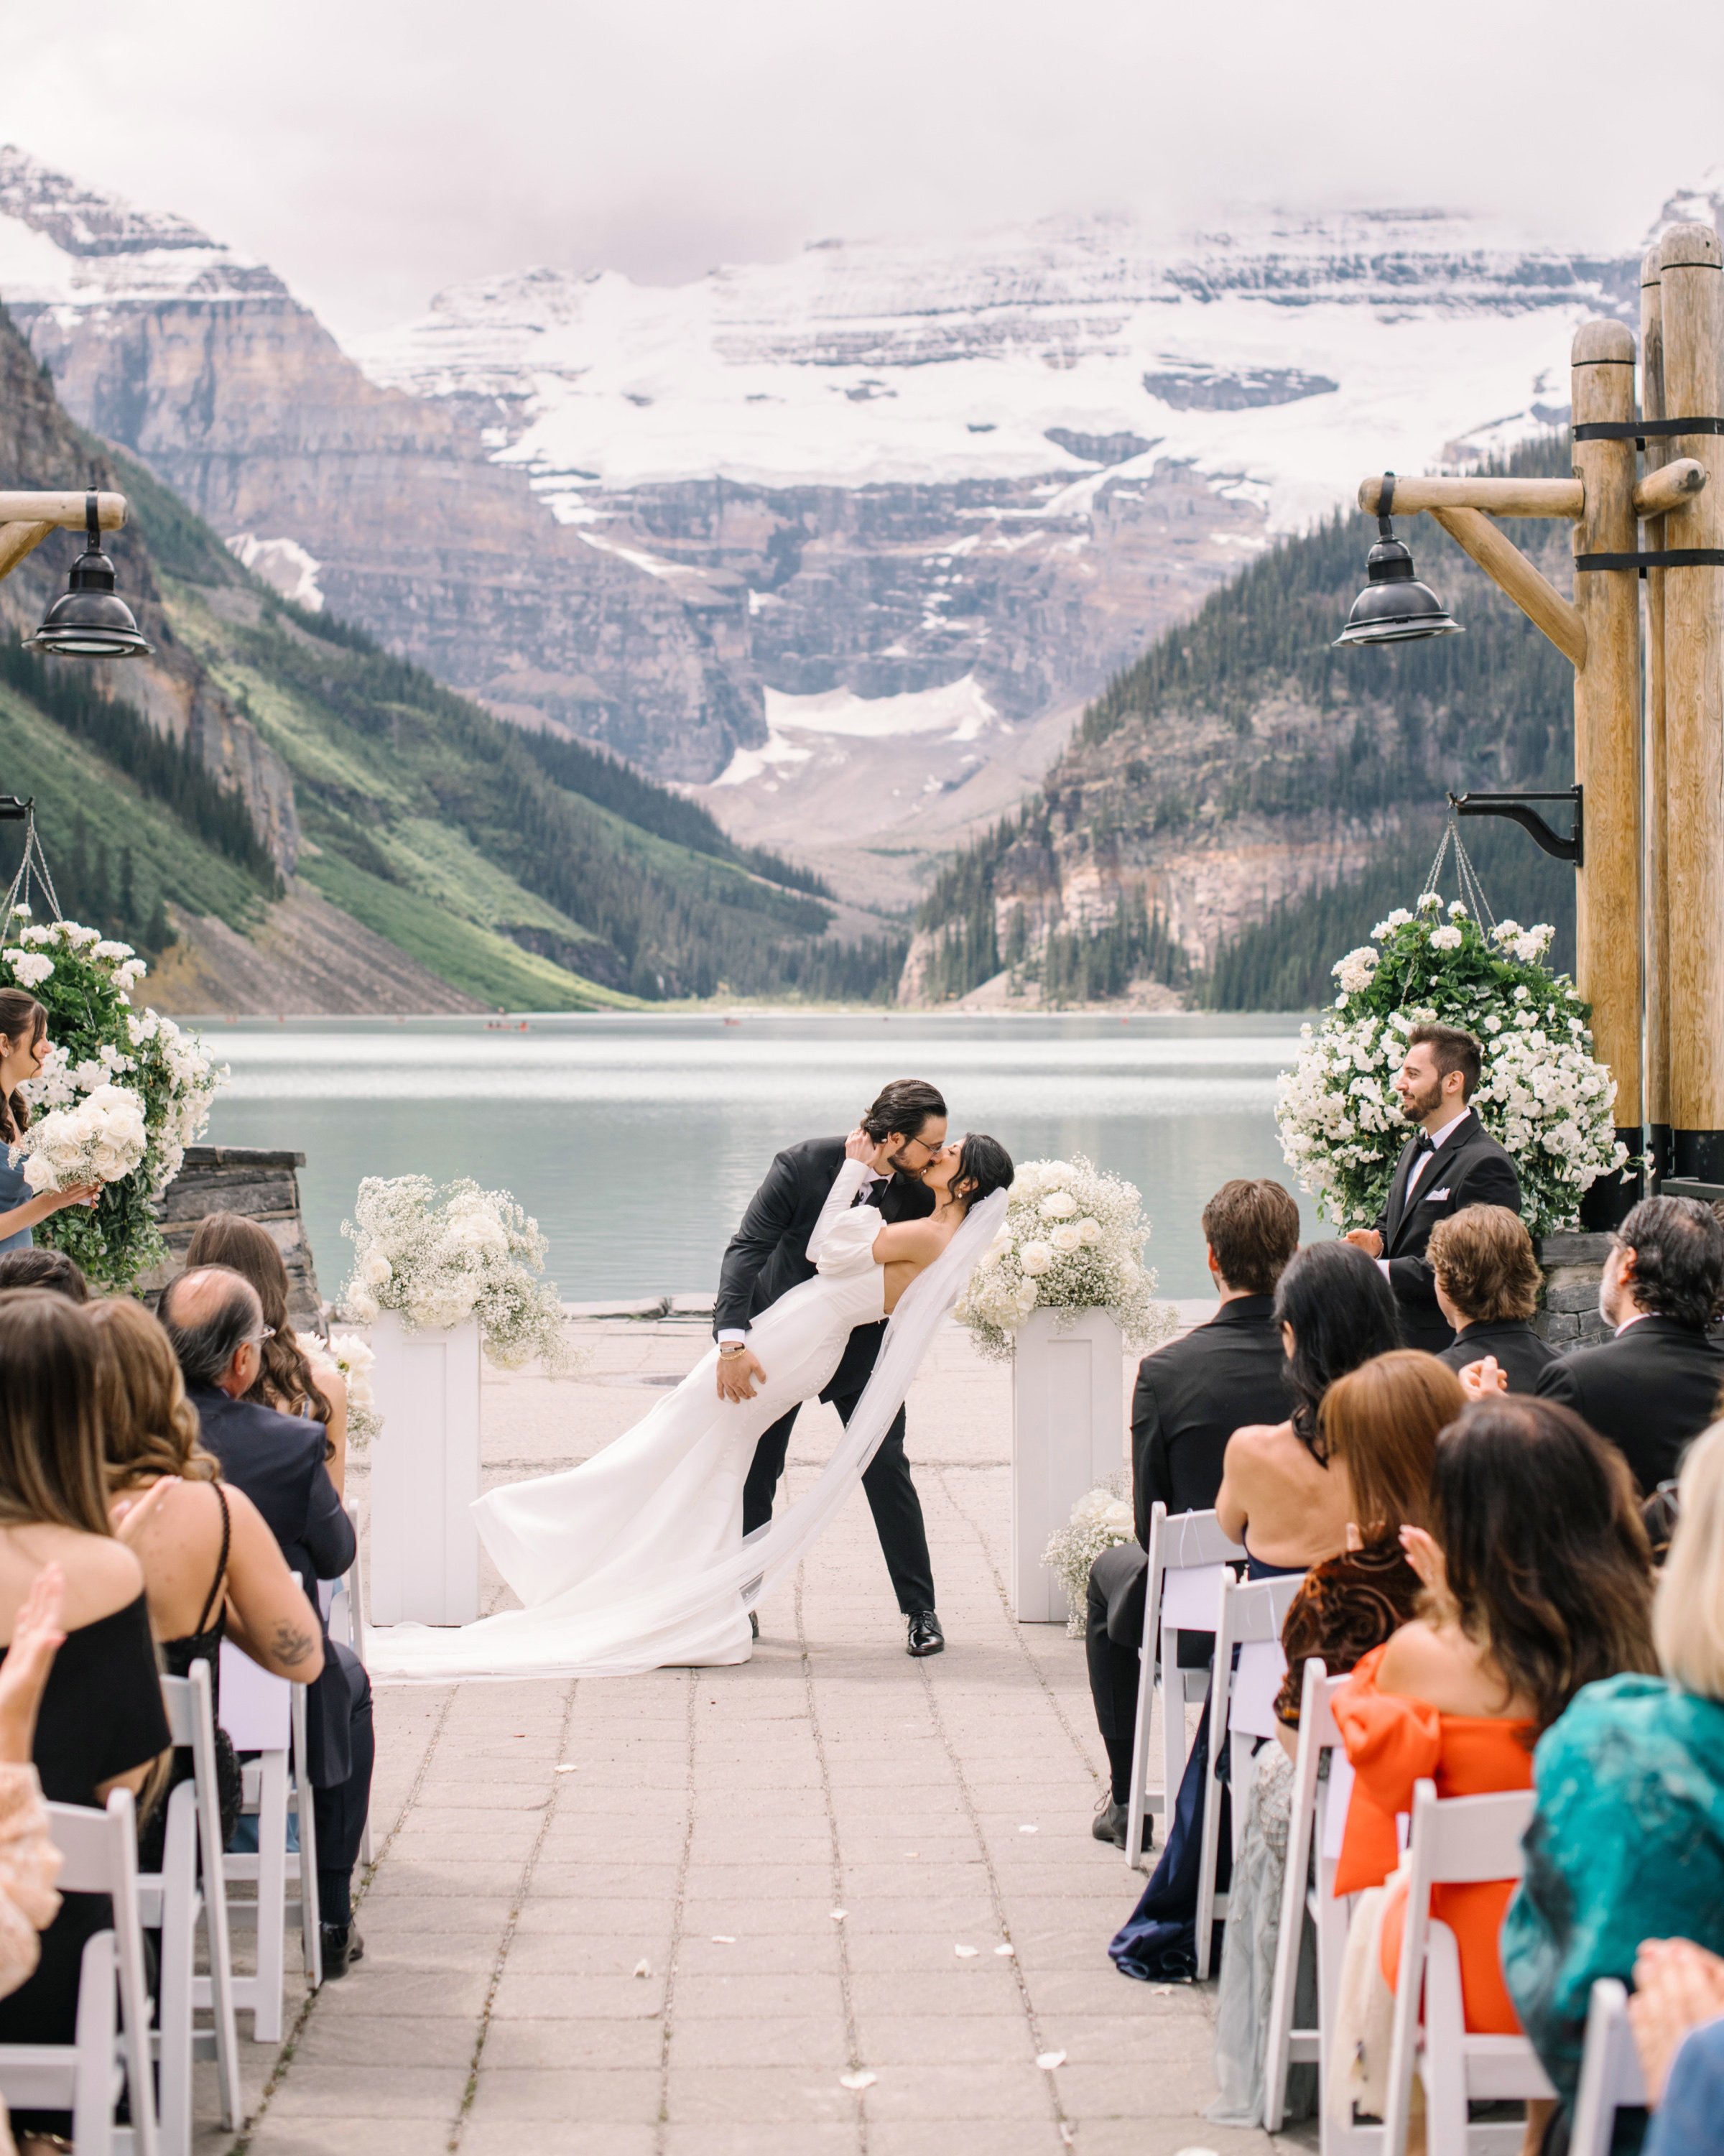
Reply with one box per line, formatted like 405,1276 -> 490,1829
203,1315 -> 1313,2156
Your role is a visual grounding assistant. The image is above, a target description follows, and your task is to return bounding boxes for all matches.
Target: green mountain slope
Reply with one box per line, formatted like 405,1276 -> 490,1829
0,303 -> 899,1009
909,436 -> 1578,1008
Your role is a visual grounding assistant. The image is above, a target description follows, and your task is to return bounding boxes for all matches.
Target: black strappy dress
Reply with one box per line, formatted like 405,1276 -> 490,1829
139,1482 -> 241,1873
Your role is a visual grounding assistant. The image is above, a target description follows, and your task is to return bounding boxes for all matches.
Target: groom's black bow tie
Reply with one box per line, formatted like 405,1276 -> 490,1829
1413,1132 -> 1436,1157
853,1178 -> 887,1211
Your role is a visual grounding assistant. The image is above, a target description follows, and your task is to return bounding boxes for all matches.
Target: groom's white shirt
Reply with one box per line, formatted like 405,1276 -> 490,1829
718,1163 -> 886,1343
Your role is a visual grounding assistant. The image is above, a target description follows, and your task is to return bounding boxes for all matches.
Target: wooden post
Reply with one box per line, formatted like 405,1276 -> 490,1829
1641,246 -> 1672,1188
1570,320 -> 1643,1211
1659,223 -> 1724,1183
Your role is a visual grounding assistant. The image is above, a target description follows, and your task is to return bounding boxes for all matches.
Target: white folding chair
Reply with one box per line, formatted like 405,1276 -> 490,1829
1570,1978 -> 1646,2156
1123,1504 -> 1246,1874
219,1641 -> 321,2041
140,1660 -> 242,2156
1381,1778 -> 1555,2155
1192,1569 -> 1304,1982
1265,1659 -> 1377,2150
0,1788 -> 159,2156
322,1504 -> 371,1866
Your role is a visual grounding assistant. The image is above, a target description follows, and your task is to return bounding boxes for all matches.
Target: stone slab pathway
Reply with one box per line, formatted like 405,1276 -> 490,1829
201,1318 -> 1312,2156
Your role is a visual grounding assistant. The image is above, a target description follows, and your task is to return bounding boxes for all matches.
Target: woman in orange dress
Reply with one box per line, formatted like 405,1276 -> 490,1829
1333,1396 -> 1657,2035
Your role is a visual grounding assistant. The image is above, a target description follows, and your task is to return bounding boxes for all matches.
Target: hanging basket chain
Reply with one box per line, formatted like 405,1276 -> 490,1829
1417,814 -> 1498,933
1,810 -> 60,933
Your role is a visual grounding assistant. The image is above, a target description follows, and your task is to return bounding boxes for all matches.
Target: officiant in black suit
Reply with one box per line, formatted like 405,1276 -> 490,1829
714,1078 -> 948,1657
1344,1022 -> 1522,1355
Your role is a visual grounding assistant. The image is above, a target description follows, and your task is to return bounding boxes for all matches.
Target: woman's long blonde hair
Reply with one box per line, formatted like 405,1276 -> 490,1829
88,1296 -> 218,1491
1656,1419 -> 1724,1698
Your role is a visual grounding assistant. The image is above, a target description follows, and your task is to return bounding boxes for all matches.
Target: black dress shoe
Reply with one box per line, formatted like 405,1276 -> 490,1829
749,1610 -> 759,1640
1092,1797 -> 1154,1853
906,1610 -> 945,1657
320,1922 -> 363,1979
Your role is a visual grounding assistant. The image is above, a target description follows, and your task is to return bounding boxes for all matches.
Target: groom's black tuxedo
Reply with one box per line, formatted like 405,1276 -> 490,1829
1371,1109 -> 1522,1354
716,1136 -> 937,1614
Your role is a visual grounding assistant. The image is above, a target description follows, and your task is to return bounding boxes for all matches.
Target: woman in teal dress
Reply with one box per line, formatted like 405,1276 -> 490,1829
0,990 -> 101,1252
1501,1417 -> 1724,2144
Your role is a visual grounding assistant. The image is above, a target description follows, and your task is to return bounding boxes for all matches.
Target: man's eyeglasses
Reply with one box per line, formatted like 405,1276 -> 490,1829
243,1326 -> 276,1348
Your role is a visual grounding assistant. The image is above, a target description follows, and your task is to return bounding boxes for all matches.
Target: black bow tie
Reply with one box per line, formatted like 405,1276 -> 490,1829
853,1179 -> 886,1211
1414,1132 -> 1437,1156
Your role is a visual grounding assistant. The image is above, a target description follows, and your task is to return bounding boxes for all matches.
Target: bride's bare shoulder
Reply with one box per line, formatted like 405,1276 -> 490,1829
874,1216 -> 945,1263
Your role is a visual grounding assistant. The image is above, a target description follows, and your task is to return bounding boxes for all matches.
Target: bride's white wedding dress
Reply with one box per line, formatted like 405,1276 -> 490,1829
367,1157 -> 1005,1681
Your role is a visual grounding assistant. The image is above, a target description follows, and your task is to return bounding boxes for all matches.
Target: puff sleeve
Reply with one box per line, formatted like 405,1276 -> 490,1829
1332,1642 -> 1442,1895
807,1159 -> 881,1280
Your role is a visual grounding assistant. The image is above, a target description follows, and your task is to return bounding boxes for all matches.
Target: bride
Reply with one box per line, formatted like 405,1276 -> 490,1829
367,1127 -> 1012,1680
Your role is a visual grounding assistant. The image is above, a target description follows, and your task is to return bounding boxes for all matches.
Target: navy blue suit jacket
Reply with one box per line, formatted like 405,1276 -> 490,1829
188,1385 -> 356,1786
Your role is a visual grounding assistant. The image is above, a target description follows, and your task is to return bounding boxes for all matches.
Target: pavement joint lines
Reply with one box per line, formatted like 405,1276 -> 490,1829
654,1670 -> 699,2151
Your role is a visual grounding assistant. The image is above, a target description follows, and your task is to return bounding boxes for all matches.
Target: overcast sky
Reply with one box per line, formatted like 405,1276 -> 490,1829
3,0 -> 1720,341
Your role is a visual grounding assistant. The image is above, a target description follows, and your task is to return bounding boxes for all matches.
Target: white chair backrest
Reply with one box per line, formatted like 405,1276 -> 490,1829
1570,1978 -> 1646,2156
45,1797 -> 132,1894
218,1641 -> 289,1750
1157,1507 -> 1247,1629
1217,1571 -> 1304,1739
1413,1781 -> 1535,1884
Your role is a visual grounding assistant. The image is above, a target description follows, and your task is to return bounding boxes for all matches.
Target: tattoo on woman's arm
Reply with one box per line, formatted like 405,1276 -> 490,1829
270,1619 -> 318,1668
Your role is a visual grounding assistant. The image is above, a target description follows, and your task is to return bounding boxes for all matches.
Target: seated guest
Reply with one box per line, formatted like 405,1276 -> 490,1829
0,991 -> 101,1256
1088,1178 -> 1299,1848
89,1297 -> 325,1866
0,1292 -> 170,2139
185,1213 -> 350,1499
0,1249 -> 88,1303
1502,1415 -> 1724,2129
1343,1022 -> 1522,1353
1208,1348 -> 1459,2127
1214,1239 -> 1401,1571
1633,1940 -> 1724,2156
1338,1398 -> 1654,2078
1427,1205 -> 1556,1394
1536,1195 -> 1724,1492
159,1265 -> 371,1979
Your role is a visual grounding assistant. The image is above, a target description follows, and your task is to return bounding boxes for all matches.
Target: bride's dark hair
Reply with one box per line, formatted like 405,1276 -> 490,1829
951,1134 -> 1012,1211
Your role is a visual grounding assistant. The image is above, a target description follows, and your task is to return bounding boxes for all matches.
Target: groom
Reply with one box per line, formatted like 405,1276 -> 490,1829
715,1078 -> 948,1657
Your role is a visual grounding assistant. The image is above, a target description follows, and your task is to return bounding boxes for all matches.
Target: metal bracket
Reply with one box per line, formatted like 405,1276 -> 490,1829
1447,786 -> 1583,868
0,798 -> 34,823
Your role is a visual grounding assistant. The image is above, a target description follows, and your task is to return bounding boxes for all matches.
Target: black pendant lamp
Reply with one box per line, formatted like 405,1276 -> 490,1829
1333,472 -> 1462,648
26,492 -> 152,660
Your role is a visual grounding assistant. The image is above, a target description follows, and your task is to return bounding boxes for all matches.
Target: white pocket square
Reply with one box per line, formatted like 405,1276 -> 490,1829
1427,1187 -> 1451,1202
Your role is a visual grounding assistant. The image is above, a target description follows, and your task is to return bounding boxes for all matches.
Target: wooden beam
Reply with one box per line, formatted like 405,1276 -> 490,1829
1426,504 -> 1588,668
1358,473 -> 1583,518
1633,457 -> 1707,518
0,522 -> 54,583
1570,316 -> 1643,1138
1641,246 -> 1671,1161
0,491 -> 126,531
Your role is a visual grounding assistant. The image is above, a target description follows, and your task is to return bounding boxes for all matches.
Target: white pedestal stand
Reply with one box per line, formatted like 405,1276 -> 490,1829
1011,1307 -> 1124,1622
367,1311 -> 483,1626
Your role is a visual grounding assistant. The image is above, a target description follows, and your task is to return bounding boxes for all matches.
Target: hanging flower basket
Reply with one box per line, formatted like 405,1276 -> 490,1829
1276,891 -> 1630,1236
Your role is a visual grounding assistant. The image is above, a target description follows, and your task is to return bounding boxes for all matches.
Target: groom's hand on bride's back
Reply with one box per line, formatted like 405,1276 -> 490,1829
717,1345 -> 767,1402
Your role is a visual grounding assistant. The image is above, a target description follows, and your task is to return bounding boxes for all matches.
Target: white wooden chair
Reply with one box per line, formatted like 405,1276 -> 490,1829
322,1503 -> 371,1866
140,1660 -> 242,2156
0,1788 -> 159,2156
1381,1777 -> 1554,2155
219,1640 -> 321,2040
1570,1978 -> 1646,2156
1192,1569 -> 1304,1981
1123,1503 -> 1246,1874
1264,1658 -> 1377,2150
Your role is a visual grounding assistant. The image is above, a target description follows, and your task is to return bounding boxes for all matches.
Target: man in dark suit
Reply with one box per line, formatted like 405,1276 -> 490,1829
1343,1022 -> 1522,1354
1087,1178 -> 1299,1849
1429,1204 -> 1558,1394
715,1078 -> 947,1657
1536,1195 -> 1724,1492
159,1265 -> 372,1979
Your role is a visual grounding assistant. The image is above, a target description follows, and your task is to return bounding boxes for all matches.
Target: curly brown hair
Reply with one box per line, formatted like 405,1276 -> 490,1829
1427,1205 -> 1542,1325
183,1213 -> 330,1428
87,1296 -> 217,1490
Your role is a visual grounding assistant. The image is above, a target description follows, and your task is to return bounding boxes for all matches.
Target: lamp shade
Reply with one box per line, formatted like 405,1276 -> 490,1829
1333,532 -> 1461,649
25,494 -> 151,660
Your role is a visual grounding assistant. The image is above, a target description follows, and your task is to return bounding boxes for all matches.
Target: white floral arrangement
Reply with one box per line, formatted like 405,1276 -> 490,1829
1042,1478 -> 1135,1637
955,1154 -> 1174,1362
2,909 -> 224,1287
15,1081 -> 148,1195
1276,895 -> 1630,1235
316,1330 -> 381,1451
340,1174 -> 575,1371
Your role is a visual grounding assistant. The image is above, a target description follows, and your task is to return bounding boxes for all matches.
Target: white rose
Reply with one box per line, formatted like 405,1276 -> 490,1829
346,1290 -> 379,1325
1076,1217 -> 1102,1245
1019,1241 -> 1054,1277
1039,1193 -> 1078,1220
1014,1278 -> 1039,1314
1050,1223 -> 1083,1254
363,1254 -> 393,1285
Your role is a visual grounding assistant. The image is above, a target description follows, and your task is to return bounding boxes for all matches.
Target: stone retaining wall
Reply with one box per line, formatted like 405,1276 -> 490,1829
137,1144 -> 323,1326
1534,1231 -> 1612,1351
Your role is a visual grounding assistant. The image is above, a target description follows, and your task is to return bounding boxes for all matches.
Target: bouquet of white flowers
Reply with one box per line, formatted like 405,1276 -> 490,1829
340,1175 -> 575,1371
955,1154 -> 1174,1362
1042,1479 -> 1136,1637
14,1082 -> 148,1194
312,1330 -> 382,1450
1276,896 -> 1630,1234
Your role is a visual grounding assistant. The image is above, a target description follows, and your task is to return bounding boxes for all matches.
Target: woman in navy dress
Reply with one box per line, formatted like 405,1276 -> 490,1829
0,989 -> 102,1253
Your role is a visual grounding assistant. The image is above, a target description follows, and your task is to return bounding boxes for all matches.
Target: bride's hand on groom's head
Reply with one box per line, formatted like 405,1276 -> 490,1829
845,1126 -> 890,1170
